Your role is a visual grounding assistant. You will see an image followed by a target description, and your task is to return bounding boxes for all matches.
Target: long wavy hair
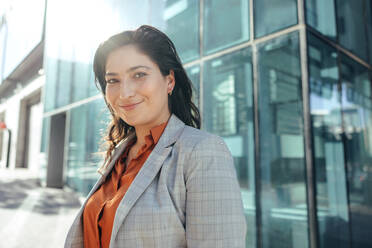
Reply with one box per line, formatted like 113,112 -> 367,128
93,25 -> 201,173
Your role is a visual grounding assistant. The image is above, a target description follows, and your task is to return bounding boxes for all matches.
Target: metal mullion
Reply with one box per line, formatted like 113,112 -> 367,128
298,1 -> 319,248
249,2 -> 262,247
306,26 -> 372,71
249,0 -> 254,41
43,94 -> 102,118
300,21 -> 319,248
252,42 -> 262,248
184,24 -> 303,69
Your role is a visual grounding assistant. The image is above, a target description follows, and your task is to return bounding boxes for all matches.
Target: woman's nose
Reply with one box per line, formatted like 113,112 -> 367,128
119,79 -> 135,99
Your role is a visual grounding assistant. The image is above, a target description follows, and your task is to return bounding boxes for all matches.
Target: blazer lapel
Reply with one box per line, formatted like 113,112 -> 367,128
110,113 -> 185,243
66,132 -> 136,247
89,131 -> 136,203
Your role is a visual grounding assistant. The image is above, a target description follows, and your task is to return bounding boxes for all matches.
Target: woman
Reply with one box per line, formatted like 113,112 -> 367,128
64,25 -> 246,248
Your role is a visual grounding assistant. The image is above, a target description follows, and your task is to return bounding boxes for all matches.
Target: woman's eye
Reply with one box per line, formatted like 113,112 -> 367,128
106,79 -> 118,84
134,72 -> 147,78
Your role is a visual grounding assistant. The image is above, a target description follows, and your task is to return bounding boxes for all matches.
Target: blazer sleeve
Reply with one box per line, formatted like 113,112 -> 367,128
185,135 -> 247,248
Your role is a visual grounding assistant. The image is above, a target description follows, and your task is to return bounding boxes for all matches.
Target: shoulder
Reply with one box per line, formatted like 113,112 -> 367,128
176,125 -> 231,156
174,125 -> 234,179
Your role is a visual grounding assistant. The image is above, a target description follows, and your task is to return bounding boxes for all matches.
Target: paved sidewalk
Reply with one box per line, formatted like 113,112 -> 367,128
0,168 -> 82,248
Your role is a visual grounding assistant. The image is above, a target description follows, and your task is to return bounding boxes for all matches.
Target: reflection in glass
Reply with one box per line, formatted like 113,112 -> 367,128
44,59 -> 58,112
44,0 -> 148,112
72,60 -> 95,102
66,98 -> 109,195
308,34 -> 350,248
203,48 -> 256,247
257,32 -> 309,248
39,117 -> 51,186
203,0 -> 249,55
254,0 -> 297,38
56,59 -> 73,108
152,0 -> 199,63
185,65 -> 200,108
306,0 -> 337,40
336,0 -> 369,61
340,54 -> 372,248
366,1 -> 372,65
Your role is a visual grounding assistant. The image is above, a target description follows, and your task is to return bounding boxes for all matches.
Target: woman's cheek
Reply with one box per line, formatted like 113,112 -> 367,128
105,86 -> 118,107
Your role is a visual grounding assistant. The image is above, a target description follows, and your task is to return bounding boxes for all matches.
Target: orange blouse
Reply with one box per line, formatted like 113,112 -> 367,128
83,120 -> 168,248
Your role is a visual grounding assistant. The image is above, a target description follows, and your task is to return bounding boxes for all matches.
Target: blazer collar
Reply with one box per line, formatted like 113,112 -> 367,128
77,114 -> 185,239
105,114 -> 183,171
109,113 -> 185,243
67,114 -> 186,247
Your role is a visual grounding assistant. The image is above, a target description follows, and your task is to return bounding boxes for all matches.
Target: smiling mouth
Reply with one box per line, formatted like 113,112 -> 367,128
119,101 -> 143,111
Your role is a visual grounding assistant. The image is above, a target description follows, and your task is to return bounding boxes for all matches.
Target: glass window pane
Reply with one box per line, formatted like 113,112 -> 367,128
367,0 -> 372,65
40,117 -> 51,186
151,0 -> 200,63
44,58 -> 58,112
254,0 -> 298,38
340,54 -> 372,247
257,32 -> 309,248
45,0 -> 142,111
72,61 -> 96,102
336,0 -> 369,61
306,0 -> 337,40
185,65 -> 200,108
203,47 -> 256,248
56,59 -> 73,108
308,33 -> 350,247
203,0 -> 250,55
66,98 -> 108,195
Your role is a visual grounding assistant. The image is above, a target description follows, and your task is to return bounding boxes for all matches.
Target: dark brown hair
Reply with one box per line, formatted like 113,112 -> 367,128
93,25 -> 201,173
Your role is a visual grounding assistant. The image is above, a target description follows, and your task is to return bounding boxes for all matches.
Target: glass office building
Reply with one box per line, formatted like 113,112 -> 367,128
40,0 -> 372,247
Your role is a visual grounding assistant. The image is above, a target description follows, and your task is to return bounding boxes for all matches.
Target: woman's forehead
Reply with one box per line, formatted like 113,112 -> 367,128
105,45 -> 154,72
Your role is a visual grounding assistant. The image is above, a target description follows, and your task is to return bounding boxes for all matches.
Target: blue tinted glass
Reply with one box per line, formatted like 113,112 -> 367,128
367,1 -> 372,65
44,0 -> 150,112
203,0 -> 250,55
257,32 -> 309,248
254,0 -> 298,38
185,65 -> 200,108
203,47 -> 256,248
340,54 -> 372,248
307,33 -> 350,247
66,98 -> 108,195
56,60 -> 73,108
72,61 -> 96,102
306,0 -> 337,40
151,0 -> 200,63
336,0 -> 369,61
44,59 -> 58,112
40,117 -> 51,187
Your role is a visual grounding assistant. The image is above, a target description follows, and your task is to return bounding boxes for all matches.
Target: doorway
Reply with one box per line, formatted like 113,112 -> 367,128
46,112 -> 66,188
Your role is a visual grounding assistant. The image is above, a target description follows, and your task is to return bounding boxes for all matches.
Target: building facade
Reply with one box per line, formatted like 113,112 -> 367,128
0,0 -> 45,177
1,0 -> 372,247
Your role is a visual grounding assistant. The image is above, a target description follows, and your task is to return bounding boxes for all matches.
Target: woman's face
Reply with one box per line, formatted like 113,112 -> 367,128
105,44 -> 175,130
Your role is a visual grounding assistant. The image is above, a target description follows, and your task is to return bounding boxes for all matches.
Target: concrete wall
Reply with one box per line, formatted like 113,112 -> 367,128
0,75 -> 44,172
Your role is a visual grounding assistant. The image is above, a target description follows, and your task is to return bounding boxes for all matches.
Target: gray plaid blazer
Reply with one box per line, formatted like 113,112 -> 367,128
64,113 -> 246,248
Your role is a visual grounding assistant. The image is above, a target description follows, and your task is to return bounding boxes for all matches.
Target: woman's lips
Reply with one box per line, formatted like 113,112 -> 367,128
119,101 -> 143,111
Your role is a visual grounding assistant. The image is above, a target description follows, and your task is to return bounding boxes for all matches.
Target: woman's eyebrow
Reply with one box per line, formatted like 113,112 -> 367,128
105,65 -> 151,77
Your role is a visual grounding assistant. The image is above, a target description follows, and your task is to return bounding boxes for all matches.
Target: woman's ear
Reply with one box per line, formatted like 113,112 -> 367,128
167,69 -> 175,93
